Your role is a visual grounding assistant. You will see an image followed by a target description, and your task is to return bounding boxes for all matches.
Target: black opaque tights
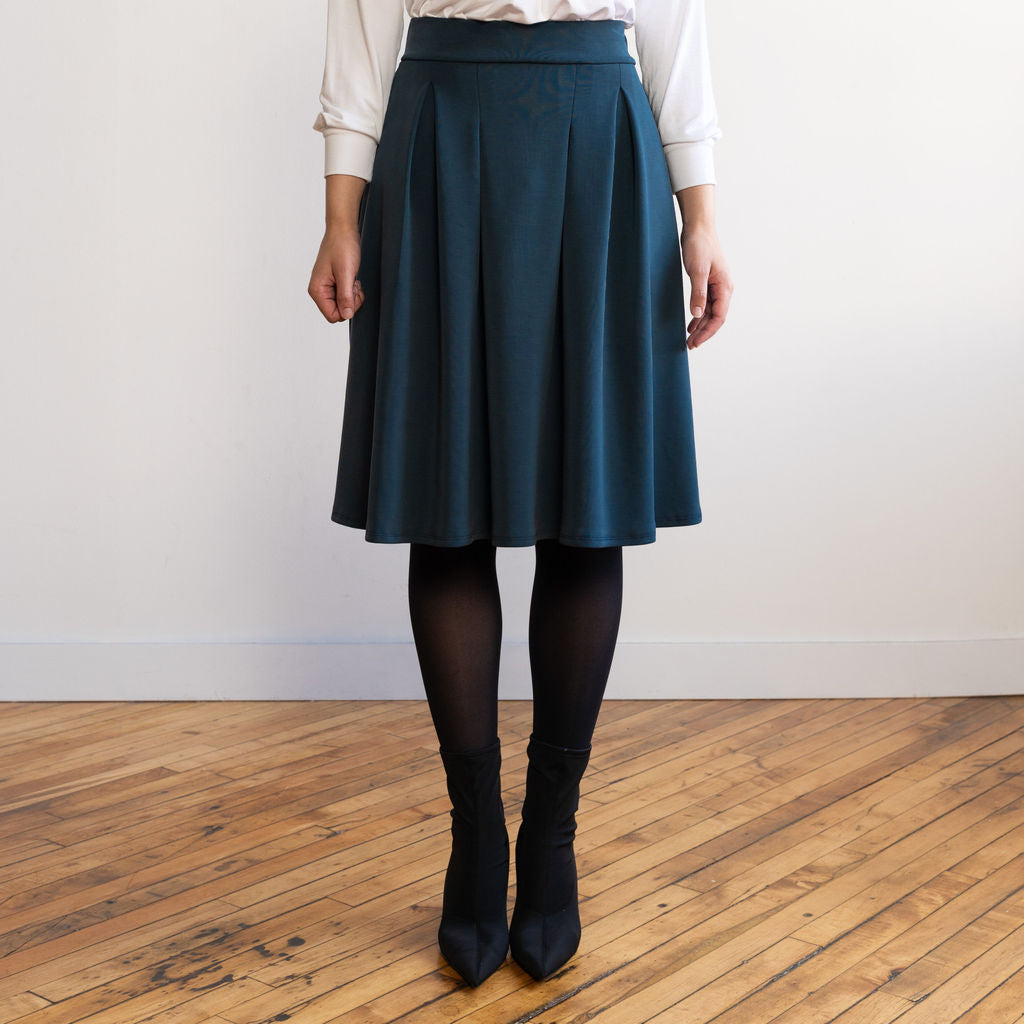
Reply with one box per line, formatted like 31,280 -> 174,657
407,537 -> 623,754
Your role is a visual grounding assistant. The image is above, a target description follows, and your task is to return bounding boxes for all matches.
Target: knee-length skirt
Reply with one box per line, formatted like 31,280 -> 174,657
331,15 -> 702,547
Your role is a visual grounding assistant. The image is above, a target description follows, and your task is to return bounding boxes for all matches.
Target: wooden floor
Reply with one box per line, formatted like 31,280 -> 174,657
1,696 -> 1023,1023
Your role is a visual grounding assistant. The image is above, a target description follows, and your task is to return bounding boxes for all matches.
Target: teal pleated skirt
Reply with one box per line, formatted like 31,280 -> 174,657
331,15 -> 702,547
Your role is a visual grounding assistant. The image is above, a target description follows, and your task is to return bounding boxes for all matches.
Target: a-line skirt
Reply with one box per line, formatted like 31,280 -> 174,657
331,15 -> 702,547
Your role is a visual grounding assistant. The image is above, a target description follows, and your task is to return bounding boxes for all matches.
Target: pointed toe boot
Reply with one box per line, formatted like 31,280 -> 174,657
509,732 -> 592,981
436,737 -> 510,986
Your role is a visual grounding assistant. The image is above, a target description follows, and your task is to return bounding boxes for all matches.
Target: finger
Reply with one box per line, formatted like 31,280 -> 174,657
685,298 -> 713,346
688,267 -> 709,319
685,315 -> 702,348
338,278 -> 357,320
689,312 -> 725,347
685,301 -> 709,345
710,279 -> 733,324
308,273 -> 342,323
687,276 -> 732,347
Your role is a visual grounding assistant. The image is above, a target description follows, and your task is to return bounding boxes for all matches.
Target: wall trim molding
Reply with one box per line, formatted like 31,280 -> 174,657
1,639 -> 1020,701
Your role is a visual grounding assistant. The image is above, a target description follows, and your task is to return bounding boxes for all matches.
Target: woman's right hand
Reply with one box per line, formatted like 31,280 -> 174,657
309,226 -> 363,324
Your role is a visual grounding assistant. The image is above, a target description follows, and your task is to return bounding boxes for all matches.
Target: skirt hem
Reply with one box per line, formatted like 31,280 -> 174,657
330,510 -> 702,547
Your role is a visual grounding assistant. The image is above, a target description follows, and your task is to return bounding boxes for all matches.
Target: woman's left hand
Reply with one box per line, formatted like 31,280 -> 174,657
680,222 -> 733,350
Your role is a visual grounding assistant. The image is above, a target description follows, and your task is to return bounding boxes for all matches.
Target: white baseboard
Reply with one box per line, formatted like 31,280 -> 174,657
1,639 -> 1021,701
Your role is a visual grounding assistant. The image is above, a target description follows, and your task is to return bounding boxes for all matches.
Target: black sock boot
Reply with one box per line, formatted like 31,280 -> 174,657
509,732 -> 592,980
436,737 -> 510,986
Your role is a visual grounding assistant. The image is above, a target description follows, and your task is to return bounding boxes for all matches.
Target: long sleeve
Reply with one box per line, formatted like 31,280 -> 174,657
312,0 -> 406,181
633,0 -> 722,193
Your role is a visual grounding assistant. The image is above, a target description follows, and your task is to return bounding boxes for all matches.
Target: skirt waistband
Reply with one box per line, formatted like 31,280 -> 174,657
401,16 -> 635,65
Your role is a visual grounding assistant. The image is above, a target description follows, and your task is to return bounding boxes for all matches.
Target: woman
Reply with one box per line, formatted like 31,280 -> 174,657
307,0 -> 732,988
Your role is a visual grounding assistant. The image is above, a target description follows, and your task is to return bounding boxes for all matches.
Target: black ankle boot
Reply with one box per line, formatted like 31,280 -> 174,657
509,732 -> 592,980
436,737 -> 510,986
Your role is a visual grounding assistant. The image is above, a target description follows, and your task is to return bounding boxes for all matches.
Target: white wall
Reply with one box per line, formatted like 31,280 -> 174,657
2,1 -> 1021,700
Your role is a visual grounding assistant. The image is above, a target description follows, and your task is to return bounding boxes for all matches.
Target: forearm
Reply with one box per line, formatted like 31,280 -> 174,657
326,173 -> 367,232
676,183 -> 716,229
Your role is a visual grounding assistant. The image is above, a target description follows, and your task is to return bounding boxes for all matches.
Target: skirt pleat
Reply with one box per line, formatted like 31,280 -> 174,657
331,16 -> 702,547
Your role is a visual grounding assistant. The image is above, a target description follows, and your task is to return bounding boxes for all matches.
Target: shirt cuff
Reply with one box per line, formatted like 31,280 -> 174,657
664,139 -> 717,193
323,130 -> 378,182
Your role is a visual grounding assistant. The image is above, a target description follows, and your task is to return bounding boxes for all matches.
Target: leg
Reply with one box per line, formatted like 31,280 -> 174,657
510,538 -> 623,980
407,538 -> 509,986
408,537 -> 502,753
528,538 -> 623,749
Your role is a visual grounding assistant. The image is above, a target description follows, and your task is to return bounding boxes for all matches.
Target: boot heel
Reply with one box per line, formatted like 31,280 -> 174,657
437,737 -> 510,986
509,732 -> 592,980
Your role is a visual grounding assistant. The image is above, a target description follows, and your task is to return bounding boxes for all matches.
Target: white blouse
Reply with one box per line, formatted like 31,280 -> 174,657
313,1 -> 722,194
